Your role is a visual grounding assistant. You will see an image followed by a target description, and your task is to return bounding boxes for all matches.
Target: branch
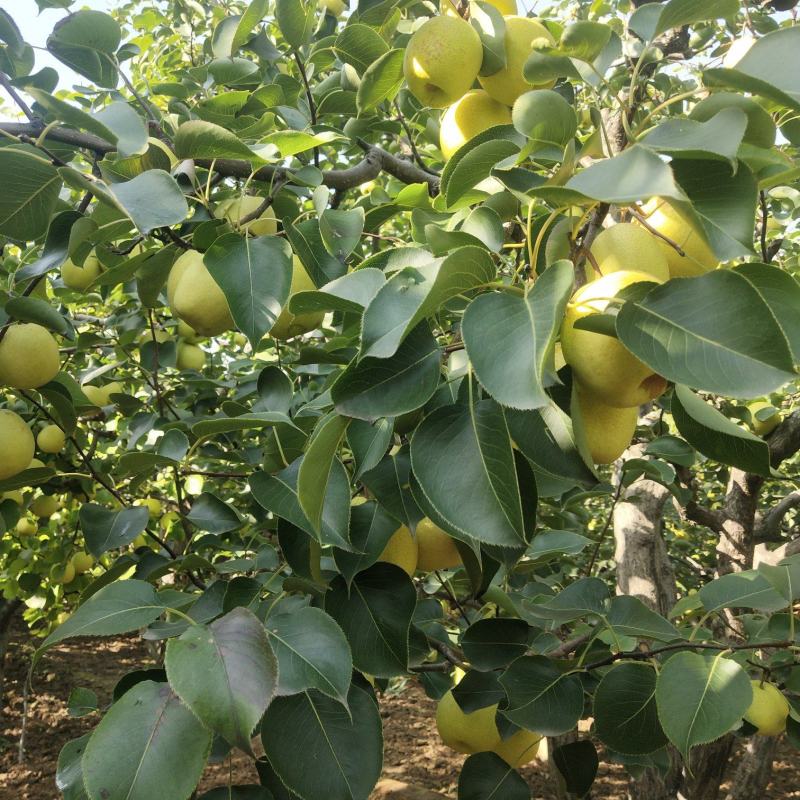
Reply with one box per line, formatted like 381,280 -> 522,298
0,72 -> 37,122
293,51 -> 319,168
755,491 -> 800,542
0,122 -> 441,195
766,408 -> 800,466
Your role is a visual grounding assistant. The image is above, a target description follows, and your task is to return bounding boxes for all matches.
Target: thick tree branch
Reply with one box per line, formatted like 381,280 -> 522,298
755,491 -> 800,542
0,122 -> 440,194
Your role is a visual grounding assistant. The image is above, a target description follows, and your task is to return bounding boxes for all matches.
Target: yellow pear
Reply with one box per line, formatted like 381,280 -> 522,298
176,342 -> 206,371
439,90 -> 512,160
560,270 -> 668,408
436,690 -> 541,767
167,249 -> 234,337
572,388 -> 638,465
177,320 -> 201,342
16,517 -> 38,536
37,424 -> 66,454
2,489 -> 24,505
403,16 -> 483,108
318,0 -> 346,15
441,0 -> 517,17
82,382 -> 122,406
214,196 -> 278,237
139,328 -> 171,345
638,199 -> 719,278
416,517 -> 462,571
0,409 -> 35,480
588,223 -> 670,282
0,323 -> 60,389
478,17 -> 555,106
270,256 -> 325,340
378,525 -> 419,576
744,680 -> 790,736
28,457 -> 46,469
31,493 -> 60,518
748,401 -> 781,437
57,562 -> 76,585
71,551 -> 95,574
137,497 -> 163,517
61,252 -> 102,290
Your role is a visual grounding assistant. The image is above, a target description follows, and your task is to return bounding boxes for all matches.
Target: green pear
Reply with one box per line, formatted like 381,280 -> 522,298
589,223 -> 670,282
572,387 -> 638,464
439,89 -> 512,160
416,517 -> 461,571
0,409 -> 35,480
377,525 -> 418,576
214,196 -> 278,236
478,16 -> 555,106
744,680 -> 790,736
270,256 -> 325,340
0,323 -> 60,389
561,270 -> 667,408
167,249 -> 234,337
403,15 -> 483,108
748,400 -> 781,437
176,342 -> 206,371
62,251 -> 102,290
37,424 -> 66,454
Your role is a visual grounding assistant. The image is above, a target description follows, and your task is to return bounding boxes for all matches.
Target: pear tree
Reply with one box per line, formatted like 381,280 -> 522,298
0,0 -> 800,799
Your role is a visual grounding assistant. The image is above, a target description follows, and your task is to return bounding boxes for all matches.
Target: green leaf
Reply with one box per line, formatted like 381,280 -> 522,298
15,209 -> 81,282
348,418 -> 394,480
67,686 -> 98,717
56,734 -> 91,800
704,26 -> 800,112
698,570 -> 788,613
186,492 -> 243,533
93,101 -> 149,158
526,577 -> 609,624
733,263 -> 800,364
165,608 -> 276,754
83,681 -> 211,800
333,23 -> 388,75
594,663 -> 667,756
261,681 -> 382,800
361,245 -> 496,360
655,651 -> 751,759
28,88 -> 115,146
410,400 -> 531,549
527,530 -> 591,561
46,10 -> 121,88
551,741 -> 598,798
356,48 -> 404,113
250,457 -> 352,550
107,170 -> 189,234
40,580 -> 164,651
204,233 -> 293,348
267,606 -> 352,706
319,207 -> 365,261
212,16 -> 242,58
275,0 -> 315,49
444,139 -> 520,207
642,109 -> 747,164
470,3 -> 507,77
616,272 -> 795,400
80,504 -> 149,557
286,218 -> 348,285
192,412 -> 297,437
461,619 -> 530,671
233,0 -> 269,51
458,752 -> 530,800
0,149 -> 62,241
559,20 -> 612,61
512,90 -> 577,151
653,0 -> 738,38
671,385 -> 771,477
758,555 -> 800,602
175,120 -> 265,162
298,413 -> 350,533
500,655 -> 584,736
4,295 -> 71,336
462,261 -> 573,410
325,563 -> 416,678
289,268 -> 385,316
606,596 -> 679,642
332,323 -> 441,421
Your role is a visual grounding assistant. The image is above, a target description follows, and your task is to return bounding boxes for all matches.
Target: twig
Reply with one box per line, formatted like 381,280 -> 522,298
584,480 -> 624,576
630,207 -> 686,257
428,637 -> 469,670
0,71 -> 37,122
759,190 -> 770,263
17,672 -> 29,764
394,100 -> 439,177
116,67 -> 161,127
153,227 -> 192,250
293,51 -> 319,168
238,177 -> 287,227
435,570 -> 471,625
181,469 -> 249,478
147,309 -> 166,418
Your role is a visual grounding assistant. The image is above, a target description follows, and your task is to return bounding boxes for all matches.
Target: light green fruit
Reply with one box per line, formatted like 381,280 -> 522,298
318,0 -> 346,14
403,16 -> 483,108
0,409 -> 35,480
270,256 -> 325,340
31,494 -> 60,518
441,0 -> 516,15
378,525 -> 418,576
478,17 -> 555,106
16,517 -> 38,536
0,323 -> 60,389
436,690 -> 541,767
176,342 -> 206,371
61,252 -> 102,290
572,388 -> 638,465
214,196 -> 278,237
561,270 -> 668,408
139,328 -> 171,345
744,680 -> 790,736
748,401 -> 781,437
177,320 -> 201,342
439,89 -> 512,160
37,424 -> 66,454
71,551 -> 95,574
137,497 -> 163,517
589,223 -> 670,282
2,489 -> 23,504
56,561 -> 76,585
416,517 -> 461,572
82,381 -> 123,407
639,199 -> 719,278
167,249 -> 234,337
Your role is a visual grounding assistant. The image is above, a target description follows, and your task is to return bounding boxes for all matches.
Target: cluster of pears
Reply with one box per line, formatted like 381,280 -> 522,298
378,516 -> 463,575
560,205 -> 720,465
402,0 -> 555,159
168,196 -> 323,341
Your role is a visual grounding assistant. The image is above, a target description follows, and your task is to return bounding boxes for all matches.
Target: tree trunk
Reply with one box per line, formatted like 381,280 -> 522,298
614,465 -> 680,799
0,598 -> 21,716
723,737 -> 778,800
682,737 -> 735,800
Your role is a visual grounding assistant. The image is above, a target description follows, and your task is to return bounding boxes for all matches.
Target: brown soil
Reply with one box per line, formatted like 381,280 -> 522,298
1,624 -> 799,800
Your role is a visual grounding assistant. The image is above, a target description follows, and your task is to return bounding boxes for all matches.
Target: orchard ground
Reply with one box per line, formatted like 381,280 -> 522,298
2,624 -> 800,800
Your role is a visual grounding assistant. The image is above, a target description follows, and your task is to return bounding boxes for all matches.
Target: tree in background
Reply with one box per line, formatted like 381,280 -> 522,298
0,0 -> 799,798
